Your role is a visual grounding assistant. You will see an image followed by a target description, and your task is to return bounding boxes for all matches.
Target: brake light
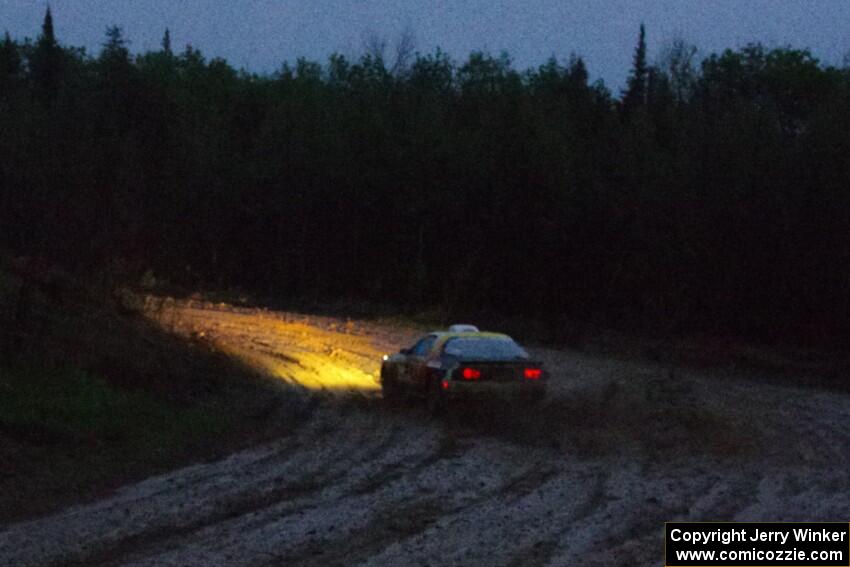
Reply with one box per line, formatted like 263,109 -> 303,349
442,380 -> 450,390
461,367 -> 481,380
524,368 -> 542,380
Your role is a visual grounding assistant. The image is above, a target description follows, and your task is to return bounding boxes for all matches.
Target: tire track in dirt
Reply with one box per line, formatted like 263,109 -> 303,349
0,407 -> 419,567
109,412 -> 444,566
122,428 -> 575,566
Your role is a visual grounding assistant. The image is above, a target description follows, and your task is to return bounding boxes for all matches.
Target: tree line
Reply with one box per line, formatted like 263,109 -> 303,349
1,11 -> 849,344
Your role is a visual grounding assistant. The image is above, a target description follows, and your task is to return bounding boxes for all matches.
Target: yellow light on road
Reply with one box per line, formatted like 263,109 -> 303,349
140,298 -> 386,394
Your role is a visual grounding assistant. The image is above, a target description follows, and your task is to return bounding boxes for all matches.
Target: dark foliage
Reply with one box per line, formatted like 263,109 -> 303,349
1,15 -> 848,344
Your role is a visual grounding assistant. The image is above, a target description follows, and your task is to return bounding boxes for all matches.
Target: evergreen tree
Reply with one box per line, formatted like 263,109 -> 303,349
101,26 -> 130,63
567,55 -> 589,87
30,6 -> 63,105
162,28 -> 172,55
98,26 -> 135,118
621,23 -> 648,114
41,5 -> 56,44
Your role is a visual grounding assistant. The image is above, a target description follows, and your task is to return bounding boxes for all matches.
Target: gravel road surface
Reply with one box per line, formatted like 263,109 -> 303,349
2,301 -> 848,566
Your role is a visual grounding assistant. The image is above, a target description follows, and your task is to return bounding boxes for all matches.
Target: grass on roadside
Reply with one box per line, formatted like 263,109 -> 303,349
0,362 -> 228,454
0,257 -> 306,525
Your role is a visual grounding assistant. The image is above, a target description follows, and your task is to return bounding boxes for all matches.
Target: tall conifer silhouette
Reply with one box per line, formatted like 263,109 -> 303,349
621,23 -> 648,114
162,28 -> 172,55
30,6 -> 62,105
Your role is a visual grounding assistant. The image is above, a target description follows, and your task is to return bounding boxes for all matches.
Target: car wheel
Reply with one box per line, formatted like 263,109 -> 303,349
426,377 -> 446,416
381,368 -> 401,402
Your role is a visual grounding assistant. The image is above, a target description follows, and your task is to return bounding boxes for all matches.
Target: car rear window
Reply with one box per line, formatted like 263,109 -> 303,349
442,337 -> 529,360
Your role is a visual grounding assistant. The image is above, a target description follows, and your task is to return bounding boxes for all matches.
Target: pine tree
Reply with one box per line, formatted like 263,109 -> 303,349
101,25 -> 130,62
30,6 -> 63,105
567,55 -> 589,87
162,28 -> 172,55
41,5 -> 56,46
621,23 -> 648,114
98,25 -> 137,132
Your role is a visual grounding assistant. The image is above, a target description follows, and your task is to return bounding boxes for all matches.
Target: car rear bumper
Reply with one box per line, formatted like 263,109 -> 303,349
443,380 -> 546,401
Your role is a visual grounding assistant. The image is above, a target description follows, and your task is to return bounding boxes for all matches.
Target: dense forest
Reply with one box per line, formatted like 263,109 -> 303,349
1,10 -> 849,344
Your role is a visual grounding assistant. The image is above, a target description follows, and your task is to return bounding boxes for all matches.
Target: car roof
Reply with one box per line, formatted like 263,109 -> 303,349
428,332 -> 517,353
427,331 -> 513,341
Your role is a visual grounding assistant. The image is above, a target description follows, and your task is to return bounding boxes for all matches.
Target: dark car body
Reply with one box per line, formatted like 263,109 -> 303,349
380,329 -> 546,413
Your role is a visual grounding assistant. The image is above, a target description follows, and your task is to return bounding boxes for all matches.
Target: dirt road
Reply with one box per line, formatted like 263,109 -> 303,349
2,300 -> 849,566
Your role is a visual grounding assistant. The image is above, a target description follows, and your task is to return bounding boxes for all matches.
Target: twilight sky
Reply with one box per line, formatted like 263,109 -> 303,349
1,1 -> 849,88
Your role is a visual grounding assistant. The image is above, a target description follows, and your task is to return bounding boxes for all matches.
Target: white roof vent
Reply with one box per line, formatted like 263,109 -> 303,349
448,324 -> 480,333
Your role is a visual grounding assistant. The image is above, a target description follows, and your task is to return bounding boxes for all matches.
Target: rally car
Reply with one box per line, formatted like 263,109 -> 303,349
379,325 -> 546,413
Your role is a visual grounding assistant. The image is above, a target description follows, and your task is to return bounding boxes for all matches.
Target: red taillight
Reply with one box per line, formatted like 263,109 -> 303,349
461,367 -> 481,380
524,368 -> 542,380
441,380 -> 450,390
